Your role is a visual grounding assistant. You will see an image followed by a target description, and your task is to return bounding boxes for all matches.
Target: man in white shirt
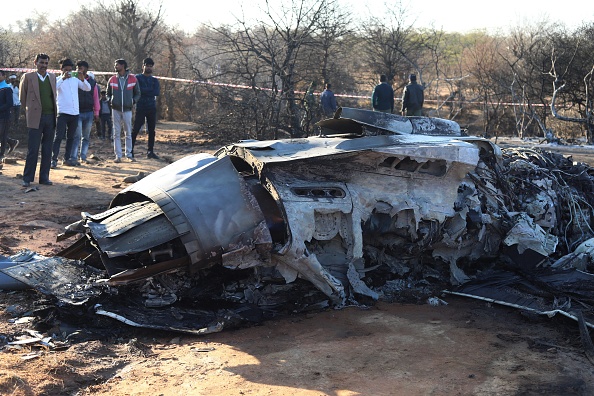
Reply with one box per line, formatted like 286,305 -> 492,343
9,74 -> 20,129
51,58 -> 90,168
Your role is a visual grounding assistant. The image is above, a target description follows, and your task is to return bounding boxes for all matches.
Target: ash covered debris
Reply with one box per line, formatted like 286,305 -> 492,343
3,108 -> 594,336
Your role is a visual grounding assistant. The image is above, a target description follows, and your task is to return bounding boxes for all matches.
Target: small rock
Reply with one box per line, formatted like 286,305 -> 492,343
123,171 -> 146,183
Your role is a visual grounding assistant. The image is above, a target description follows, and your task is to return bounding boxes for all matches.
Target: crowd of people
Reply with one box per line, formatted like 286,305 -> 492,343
0,54 -> 160,187
371,73 -> 424,115
306,73 -> 424,126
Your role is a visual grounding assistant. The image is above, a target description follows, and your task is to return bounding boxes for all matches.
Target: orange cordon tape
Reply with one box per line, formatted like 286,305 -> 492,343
1,67 -> 547,105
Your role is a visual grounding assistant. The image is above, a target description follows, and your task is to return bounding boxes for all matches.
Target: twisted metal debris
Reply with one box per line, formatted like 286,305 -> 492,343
2,108 -> 594,337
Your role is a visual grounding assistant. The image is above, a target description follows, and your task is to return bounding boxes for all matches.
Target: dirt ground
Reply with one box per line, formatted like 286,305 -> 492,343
1,124 -> 594,396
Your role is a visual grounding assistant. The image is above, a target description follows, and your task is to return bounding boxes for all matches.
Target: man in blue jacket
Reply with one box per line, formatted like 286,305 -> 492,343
371,74 -> 394,113
320,83 -> 338,118
0,70 -> 14,160
132,57 -> 160,159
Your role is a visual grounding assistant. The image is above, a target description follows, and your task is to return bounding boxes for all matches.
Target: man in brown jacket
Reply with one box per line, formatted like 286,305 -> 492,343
20,53 -> 57,187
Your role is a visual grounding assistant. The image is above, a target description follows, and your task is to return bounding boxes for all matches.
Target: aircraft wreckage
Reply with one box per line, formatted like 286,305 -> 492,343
3,107 -> 594,336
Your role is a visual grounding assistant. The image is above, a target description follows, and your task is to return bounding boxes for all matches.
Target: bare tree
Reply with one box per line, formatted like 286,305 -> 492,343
48,0 -> 166,74
502,20 -> 566,138
462,33 -> 513,137
196,0 -> 332,139
549,49 -> 594,143
310,2 -> 354,87
359,3 -> 417,85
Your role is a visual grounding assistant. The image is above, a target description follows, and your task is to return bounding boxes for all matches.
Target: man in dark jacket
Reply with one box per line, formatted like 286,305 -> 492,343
401,74 -> 424,116
320,83 -> 338,118
71,61 -> 99,165
132,57 -> 160,159
371,74 -> 394,113
0,70 -> 14,160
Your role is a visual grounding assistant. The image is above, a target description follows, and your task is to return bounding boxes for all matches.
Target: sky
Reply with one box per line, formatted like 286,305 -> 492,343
1,0 -> 591,33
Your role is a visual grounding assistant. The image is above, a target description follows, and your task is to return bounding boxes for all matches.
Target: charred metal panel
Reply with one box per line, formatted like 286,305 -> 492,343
317,107 -> 462,136
110,154 -> 272,269
85,202 -> 164,239
93,215 -> 179,258
1,255 -> 103,304
218,135 -> 482,303
0,251 -> 41,290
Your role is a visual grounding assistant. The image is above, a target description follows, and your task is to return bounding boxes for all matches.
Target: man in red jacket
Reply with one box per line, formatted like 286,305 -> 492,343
106,59 -> 140,163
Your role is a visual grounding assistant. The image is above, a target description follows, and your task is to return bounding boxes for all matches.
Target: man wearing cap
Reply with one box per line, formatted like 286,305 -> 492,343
132,57 -> 160,159
401,74 -> 424,116
371,74 -> 394,113
51,58 -> 91,168
9,74 -> 20,128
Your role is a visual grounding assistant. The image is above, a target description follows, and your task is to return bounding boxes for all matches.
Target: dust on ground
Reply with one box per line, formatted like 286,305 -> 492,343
0,125 -> 593,395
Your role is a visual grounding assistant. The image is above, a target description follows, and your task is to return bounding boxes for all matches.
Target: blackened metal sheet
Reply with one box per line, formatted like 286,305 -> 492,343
228,134 -> 476,165
87,201 -> 164,239
82,201 -> 148,223
446,268 -> 594,328
94,298 -> 224,335
97,215 -> 179,257
322,107 -> 462,136
0,257 -> 103,305
331,107 -> 414,134
0,255 -> 30,290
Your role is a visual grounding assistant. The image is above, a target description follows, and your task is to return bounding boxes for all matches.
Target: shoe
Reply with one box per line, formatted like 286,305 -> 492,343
51,160 -> 58,169
64,160 -> 79,167
40,180 -> 53,185
22,181 -> 30,187
114,157 -> 121,163
7,139 -> 19,154
147,151 -> 159,159
126,157 -> 137,162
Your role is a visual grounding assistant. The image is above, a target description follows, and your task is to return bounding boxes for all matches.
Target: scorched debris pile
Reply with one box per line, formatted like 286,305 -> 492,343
2,108 -> 594,336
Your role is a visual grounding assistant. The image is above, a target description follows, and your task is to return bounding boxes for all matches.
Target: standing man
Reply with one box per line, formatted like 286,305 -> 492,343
371,74 -> 394,113
20,53 -> 57,187
320,83 -> 338,118
9,74 -> 20,129
0,70 -> 13,160
71,60 -> 99,164
132,57 -> 160,159
107,59 -> 140,163
300,81 -> 317,133
401,74 -> 424,116
51,58 -> 91,168
99,90 -> 112,141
